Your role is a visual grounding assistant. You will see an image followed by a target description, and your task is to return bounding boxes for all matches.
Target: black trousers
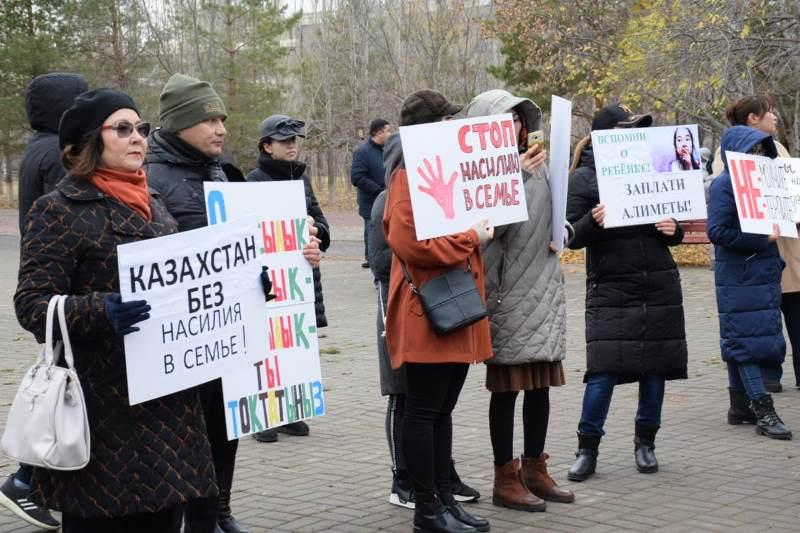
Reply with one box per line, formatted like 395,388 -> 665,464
62,507 -> 181,533
386,394 -> 407,475
781,291 -> 800,385
184,378 -> 239,532
489,388 -> 550,466
403,362 -> 469,502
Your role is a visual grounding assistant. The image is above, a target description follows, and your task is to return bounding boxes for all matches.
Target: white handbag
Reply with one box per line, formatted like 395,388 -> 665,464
1,295 -> 91,470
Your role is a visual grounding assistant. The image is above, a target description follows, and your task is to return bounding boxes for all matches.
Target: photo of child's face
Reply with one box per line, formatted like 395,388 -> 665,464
675,128 -> 693,159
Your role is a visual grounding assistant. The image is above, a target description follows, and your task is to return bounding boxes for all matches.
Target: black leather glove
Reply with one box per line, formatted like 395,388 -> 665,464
261,266 -> 277,302
103,293 -> 150,335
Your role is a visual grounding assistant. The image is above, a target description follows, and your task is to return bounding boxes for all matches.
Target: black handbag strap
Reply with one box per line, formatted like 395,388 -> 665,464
397,256 -> 472,296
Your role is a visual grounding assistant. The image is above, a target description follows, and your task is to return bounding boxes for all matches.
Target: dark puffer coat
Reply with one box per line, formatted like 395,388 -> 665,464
14,177 -> 216,518
246,156 -> 329,327
145,130 -> 240,233
567,144 -> 688,383
18,73 -> 89,232
707,126 -> 785,365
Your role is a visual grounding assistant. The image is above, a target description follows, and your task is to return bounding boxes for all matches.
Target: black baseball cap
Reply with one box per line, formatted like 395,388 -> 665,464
259,114 -> 306,142
591,103 -> 652,131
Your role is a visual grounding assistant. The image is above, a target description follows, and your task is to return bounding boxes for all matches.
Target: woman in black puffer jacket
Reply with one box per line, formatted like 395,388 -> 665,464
246,114 -> 330,442
565,104 -> 688,482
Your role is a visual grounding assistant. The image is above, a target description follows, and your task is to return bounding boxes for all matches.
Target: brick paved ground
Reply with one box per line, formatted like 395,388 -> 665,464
1,208 -> 799,532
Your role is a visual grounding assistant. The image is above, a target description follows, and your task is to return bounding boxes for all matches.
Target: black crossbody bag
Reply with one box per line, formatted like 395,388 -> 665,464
399,258 -> 487,335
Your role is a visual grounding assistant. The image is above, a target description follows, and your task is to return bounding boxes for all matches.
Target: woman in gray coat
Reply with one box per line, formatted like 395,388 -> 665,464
466,90 -> 574,513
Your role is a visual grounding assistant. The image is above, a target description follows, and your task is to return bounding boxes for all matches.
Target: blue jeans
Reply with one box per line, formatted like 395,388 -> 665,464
578,373 -> 665,436
727,362 -> 767,400
13,464 -> 33,485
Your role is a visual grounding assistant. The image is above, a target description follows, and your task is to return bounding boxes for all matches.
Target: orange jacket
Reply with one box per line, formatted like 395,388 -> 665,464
383,167 -> 493,369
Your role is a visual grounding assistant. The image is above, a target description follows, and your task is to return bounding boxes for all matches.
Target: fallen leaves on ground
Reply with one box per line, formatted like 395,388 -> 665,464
560,245 -> 710,267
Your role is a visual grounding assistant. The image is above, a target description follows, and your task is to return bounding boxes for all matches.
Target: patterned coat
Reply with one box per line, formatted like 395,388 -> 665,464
14,176 -> 217,518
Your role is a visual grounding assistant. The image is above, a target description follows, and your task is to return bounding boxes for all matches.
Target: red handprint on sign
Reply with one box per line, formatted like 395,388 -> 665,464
417,155 -> 457,219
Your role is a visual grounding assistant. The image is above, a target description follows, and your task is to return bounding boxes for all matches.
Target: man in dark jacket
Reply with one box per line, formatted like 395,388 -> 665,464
17,73 -> 88,233
246,114 -> 328,443
351,118 -> 390,268
1,72 -> 88,532
145,73 -> 249,533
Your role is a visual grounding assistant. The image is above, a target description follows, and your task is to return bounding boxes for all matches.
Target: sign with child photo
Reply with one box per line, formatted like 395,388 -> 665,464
592,124 -> 707,228
399,114 -> 529,240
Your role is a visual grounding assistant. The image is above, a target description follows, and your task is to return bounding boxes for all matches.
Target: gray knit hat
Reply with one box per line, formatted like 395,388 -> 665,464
159,74 -> 227,132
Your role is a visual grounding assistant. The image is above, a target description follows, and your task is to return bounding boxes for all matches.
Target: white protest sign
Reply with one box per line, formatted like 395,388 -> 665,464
549,95 -> 572,251
118,216 -> 269,405
724,151 -> 799,238
204,181 -> 325,440
399,113 -> 529,240
592,124 -> 707,228
785,159 -> 800,223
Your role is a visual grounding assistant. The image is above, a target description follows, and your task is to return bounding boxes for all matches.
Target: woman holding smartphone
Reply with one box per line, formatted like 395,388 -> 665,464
466,89 -> 574,512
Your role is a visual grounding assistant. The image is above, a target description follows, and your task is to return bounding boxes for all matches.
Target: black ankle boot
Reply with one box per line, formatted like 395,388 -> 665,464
751,394 -> 793,440
413,495 -> 478,533
634,425 -> 659,473
218,511 -> 250,533
441,492 -> 490,532
727,388 -> 757,425
567,433 -> 600,482
217,466 -> 251,533
449,460 -> 480,502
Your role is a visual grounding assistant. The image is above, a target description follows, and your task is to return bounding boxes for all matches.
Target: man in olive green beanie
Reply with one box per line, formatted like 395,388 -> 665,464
159,73 -> 227,133
145,75 -> 251,533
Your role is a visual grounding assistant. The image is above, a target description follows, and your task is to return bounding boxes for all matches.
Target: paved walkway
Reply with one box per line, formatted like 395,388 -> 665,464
1,208 -> 799,532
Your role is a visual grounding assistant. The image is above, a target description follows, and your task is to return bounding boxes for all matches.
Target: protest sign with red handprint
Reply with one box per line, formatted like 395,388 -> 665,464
399,113 -> 528,240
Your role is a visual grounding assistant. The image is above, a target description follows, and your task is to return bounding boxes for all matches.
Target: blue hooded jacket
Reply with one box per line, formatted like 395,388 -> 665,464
707,125 -> 784,365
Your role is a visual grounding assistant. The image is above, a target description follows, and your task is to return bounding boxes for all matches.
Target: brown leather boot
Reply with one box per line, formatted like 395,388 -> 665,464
492,458 -> 546,512
521,454 -> 575,503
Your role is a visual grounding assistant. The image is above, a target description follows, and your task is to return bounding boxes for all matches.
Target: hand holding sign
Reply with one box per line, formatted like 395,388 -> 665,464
655,218 -> 677,236
307,215 -> 318,237
768,223 -> 781,243
260,267 -> 277,302
592,204 -> 606,227
104,293 -> 150,336
303,237 -> 321,268
417,155 -> 458,219
471,218 -> 494,244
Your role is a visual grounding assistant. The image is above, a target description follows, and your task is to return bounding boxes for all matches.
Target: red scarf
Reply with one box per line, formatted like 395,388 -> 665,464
89,167 -> 152,221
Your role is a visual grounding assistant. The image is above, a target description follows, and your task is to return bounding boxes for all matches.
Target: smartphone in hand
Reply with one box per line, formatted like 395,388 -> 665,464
527,130 -> 546,150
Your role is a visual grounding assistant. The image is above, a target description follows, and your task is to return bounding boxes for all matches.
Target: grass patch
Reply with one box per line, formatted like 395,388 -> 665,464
320,346 -> 341,354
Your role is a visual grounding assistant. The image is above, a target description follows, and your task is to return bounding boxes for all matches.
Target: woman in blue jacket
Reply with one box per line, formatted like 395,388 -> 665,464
707,125 -> 792,440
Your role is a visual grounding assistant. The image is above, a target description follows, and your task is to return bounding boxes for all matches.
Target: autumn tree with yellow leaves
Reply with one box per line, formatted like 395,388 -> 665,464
489,0 -> 800,153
